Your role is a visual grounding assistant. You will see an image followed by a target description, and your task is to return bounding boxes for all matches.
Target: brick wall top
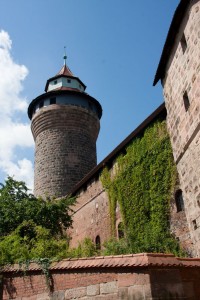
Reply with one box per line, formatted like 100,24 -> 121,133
3,253 -> 200,274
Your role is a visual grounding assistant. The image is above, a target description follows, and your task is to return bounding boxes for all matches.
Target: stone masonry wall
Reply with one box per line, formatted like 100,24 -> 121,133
2,254 -> 200,300
176,131 -> 200,256
70,157 -> 191,253
170,181 -> 194,255
162,0 -> 200,256
31,104 -> 100,198
69,177 -> 112,248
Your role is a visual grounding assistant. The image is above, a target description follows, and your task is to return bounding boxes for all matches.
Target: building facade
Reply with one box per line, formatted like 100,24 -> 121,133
154,0 -> 200,256
28,0 -> 200,257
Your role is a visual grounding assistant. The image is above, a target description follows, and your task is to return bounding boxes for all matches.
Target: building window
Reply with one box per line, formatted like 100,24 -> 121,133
95,235 -> 101,250
175,189 -> 184,212
50,97 -> 56,105
54,80 -> 57,85
118,222 -> 124,239
67,79 -> 71,83
193,219 -> 197,230
39,101 -> 44,109
183,91 -> 190,111
180,33 -> 187,54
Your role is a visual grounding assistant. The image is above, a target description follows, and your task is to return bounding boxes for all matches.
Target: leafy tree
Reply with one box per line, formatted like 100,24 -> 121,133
0,177 -> 75,237
0,221 -> 68,264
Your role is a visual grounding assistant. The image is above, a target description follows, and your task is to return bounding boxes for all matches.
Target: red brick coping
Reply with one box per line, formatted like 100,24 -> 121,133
3,253 -> 200,273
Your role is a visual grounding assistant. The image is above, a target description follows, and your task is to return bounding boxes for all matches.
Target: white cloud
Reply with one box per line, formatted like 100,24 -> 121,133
0,30 -> 34,189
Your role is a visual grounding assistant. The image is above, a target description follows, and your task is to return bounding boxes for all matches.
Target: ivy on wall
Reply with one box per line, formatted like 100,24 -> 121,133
101,119 -> 184,255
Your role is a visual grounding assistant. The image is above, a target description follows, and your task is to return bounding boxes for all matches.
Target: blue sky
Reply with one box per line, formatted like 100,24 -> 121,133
0,0 -> 179,189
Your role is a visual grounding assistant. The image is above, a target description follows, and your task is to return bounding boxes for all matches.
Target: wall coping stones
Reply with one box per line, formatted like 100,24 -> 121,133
2,253 -> 200,273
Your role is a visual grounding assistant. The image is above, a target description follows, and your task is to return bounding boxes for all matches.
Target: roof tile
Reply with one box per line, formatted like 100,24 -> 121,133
3,253 -> 200,273
57,65 -> 74,77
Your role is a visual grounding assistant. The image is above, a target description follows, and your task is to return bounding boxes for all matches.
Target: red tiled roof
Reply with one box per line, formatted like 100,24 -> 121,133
3,253 -> 200,273
57,64 -> 74,77
44,65 -> 86,92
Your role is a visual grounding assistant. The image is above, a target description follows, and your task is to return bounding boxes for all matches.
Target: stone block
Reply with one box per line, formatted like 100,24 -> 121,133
36,293 -> 50,300
87,284 -> 100,296
22,296 -> 37,300
65,287 -> 86,299
118,287 -> 128,299
51,290 -> 65,300
128,285 -> 145,300
100,281 -> 118,294
151,283 -> 184,298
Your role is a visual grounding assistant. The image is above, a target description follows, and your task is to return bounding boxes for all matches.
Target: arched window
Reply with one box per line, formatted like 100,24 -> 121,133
95,235 -> 101,250
118,222 -> 124,239
175,189 -> 184,212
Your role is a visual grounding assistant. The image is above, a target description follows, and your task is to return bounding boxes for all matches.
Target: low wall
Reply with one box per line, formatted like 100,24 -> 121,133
1,253 -> 200,299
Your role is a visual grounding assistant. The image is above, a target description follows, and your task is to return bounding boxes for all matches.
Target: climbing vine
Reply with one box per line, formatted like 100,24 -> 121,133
101,119 -> 184,255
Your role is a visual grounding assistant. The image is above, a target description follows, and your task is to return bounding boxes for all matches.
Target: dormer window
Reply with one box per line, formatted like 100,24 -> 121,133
67,79 -> 71,83
54,80 -> 57,85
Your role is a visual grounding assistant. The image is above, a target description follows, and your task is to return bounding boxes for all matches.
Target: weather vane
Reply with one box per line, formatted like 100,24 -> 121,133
63,46 -> 67,66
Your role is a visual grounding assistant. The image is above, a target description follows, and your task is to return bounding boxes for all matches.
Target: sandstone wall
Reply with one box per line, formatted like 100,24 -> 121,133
162,0 -> 200,256
70,163 -> 192,254
69,177 -> 112,248
31,104 -> 100,198
2,254 -> 200,300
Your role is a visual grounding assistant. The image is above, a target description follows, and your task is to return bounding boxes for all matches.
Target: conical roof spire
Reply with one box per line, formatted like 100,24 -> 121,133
44,50 -> 86,92
56,47 -> 74,77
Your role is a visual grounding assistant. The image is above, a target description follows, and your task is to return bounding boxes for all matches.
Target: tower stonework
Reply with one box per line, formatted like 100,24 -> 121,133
28,63 -> 102,198
154,0 -> 200,256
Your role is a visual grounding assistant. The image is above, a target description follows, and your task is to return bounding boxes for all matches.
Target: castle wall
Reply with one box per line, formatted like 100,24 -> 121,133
170,181 -> 194,255
2,254 -> 200,300
69,177 -> 112,248
31,104 -> 100,198
70,130 -> 192,254
162,0 -> 200,256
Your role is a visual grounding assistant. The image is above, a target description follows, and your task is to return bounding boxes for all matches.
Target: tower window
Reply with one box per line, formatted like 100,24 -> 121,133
95,235 -> 101,250
54,80 -> 57,85
67,79 -> 71,83
175,189 -> 184,212
183,91 -> 190,111
39,101 -> 44,109
180,33 -> 187,54
50,97 -> 56,105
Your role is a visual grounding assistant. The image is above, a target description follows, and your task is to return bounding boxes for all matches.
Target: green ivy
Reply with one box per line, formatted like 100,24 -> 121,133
101,119 -> 184,256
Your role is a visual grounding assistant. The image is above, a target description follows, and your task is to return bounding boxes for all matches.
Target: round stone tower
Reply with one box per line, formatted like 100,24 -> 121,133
28,58 -> 102,198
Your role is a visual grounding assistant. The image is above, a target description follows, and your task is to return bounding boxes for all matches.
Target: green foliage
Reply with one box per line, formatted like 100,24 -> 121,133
0,177 -> 75,237
0,221 -> 68,265
101,119 -> 183,256
0,177 -> 75,266
103,238 -> 130,256
67,238 -> 97,258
